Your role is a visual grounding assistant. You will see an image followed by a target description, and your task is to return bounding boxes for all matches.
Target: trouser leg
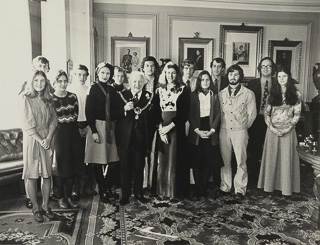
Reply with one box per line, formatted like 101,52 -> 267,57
219,129 -> 233,192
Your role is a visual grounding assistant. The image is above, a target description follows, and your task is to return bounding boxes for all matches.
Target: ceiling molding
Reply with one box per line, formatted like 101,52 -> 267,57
94,0 -> 320,13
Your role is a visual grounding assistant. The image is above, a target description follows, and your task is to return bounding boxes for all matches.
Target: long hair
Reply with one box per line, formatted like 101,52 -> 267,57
194,70 -> 216,94
158,62 -> 183,88
25,70 -> 54,107
226,64 -> 244,83
268,66 -> 299,106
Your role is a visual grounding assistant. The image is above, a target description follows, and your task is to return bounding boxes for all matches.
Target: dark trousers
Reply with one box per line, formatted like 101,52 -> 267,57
247,115 -> 267,184
54,176 -> 74,199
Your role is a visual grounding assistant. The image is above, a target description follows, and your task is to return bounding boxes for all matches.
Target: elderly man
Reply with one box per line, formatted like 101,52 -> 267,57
115,71 -> 160,205
247,57 -> 276,185
217,64 -> 256,200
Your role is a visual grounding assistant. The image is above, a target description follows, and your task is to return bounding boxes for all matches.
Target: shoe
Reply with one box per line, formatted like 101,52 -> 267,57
169,198 -> 180,203
40,207 -> 55,220
58,198 -> 69,209
134,194 -> 150,204
99,193 -> 111,203
26,198 -> 33,209
190,195 -> 200,201
50,194 -> 59,202
235,193 -> 245,201
33,210 -> 44,223
67,197 -> 80,208
215,189 -> 229,198
71,191 -> 80,201
120,197 -> 129,206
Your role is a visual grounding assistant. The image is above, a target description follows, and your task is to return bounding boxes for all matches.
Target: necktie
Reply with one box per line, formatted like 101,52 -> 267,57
186,80 -> 190,87
261,80 -> 268,111
214,79 -> 219,92
231,88 -> 235,97
133,93 -> 139,105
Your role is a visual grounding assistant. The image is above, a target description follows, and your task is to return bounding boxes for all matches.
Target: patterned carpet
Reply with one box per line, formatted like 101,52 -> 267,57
0,209 -> 84,244
93,184 -> 320,245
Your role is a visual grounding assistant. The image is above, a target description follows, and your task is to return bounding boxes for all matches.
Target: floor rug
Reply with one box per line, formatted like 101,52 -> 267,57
0,209 -> 84,244
98,187 -> 320,245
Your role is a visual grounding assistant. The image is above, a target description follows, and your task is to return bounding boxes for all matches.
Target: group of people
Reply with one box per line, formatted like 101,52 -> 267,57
20,54 -> 302,223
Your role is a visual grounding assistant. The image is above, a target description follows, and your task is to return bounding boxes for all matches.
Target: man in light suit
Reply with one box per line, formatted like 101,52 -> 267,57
115,71 -> 160,205
247,57 -> 276,185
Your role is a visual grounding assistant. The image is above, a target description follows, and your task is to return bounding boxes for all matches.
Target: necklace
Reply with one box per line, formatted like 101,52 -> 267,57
118,91 -> 154,120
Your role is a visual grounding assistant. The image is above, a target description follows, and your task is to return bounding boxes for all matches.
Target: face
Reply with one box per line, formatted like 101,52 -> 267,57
130,74 -> 145,94
183,65 -> 195,78
228,70 -> 241,85
37,63 -> 50,73
33,74 -> 47,92
166,68 -> 177,84
143,61 -> 155,76
54,75 -> 68,93
200,74 -> 211,90
196,50 -> 200,55
211,61 -> 224,77
277,71 -> 288,86
98,67 -> 111,83
260,59 -> 273,77
113,70 -> 125,85
74,69 -> 88,85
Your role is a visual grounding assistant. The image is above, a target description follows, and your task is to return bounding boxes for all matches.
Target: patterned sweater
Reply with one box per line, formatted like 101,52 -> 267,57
53,92 -> 79,124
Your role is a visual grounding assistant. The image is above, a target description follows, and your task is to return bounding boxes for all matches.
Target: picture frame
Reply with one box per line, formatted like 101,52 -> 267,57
111,36 -> 150,74
178,37 -> 214,75
220,24 -> 264,81
268,39 -> 302,83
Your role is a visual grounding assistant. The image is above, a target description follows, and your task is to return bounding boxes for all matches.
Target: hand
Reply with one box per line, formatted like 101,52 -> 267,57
92,133 -> 100,144
40,139 -> 49,150
160,134 -> 169,144
124,101 -> 134,112
159,125 -> 172,136
195,130 -> 209,139
204,129 -> 215,137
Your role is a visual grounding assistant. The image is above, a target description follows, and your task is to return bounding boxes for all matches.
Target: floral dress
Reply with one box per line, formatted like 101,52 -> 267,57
258,92 -> 301,195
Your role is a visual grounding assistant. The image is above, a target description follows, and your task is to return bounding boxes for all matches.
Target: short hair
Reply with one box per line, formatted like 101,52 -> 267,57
53,70 -> 68,86
133,52 -> 137,56
114,66 -> 128,83
140,56 -> 159,72
181,59 -> 195,68
226,64 -> 244,82
95,62 -> 114,82
210,57 -> 226,69
129,71 -> 145,83
74,64 -> 89,76
32,55 -> 50,70
257,57 -> 276,76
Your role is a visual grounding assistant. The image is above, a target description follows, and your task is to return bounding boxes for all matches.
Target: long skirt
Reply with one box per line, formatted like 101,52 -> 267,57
85,120 -> 119,164
157,111 -> 177,198
257,127 -> 300,195
53,122 -> 84,178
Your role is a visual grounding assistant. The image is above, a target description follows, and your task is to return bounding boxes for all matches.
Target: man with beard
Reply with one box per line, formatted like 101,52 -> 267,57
217,64 -> 256,200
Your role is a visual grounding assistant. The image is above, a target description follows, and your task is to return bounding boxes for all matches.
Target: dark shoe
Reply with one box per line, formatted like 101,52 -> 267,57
58,198 -> 69,209
26,198 -> 33,209
71,191 -> 80,201
169,198 -> 180,203
50,194 -> 59,202
40,207 -> 55,220
120,197 -> 129,206
99,193 -> 111,203
67,197 -> 80,208
134,194 -> 150,204
33,210 -> 44,223
190,195 -> 200,201
235,193 -> 245,201
215,189 -> 229,198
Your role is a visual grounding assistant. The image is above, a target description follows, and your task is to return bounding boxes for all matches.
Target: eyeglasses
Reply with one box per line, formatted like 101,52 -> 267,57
261,65 -> 272,70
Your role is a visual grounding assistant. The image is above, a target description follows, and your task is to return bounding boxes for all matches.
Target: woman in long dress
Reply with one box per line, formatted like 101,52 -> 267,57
21,70 -> 57,222
258,66 -> 301,196
85,62 -> 120,203
52,70 -> 83,209
156,62 -> 190,201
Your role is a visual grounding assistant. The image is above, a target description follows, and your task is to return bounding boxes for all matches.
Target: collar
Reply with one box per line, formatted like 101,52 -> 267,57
131,89 -> 143,100
228,84 -> 241,96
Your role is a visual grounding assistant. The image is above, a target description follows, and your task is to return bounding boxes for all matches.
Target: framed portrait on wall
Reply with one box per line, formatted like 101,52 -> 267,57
220,24 -> 263,81
268,39 -> 302,83
111,36 -> 150,74
179,37 -> 214,74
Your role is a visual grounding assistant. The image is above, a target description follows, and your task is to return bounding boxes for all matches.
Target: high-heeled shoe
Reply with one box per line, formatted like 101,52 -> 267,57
40,206 -> 55,220
25,198 -> 33,209
33,209 -> 44,223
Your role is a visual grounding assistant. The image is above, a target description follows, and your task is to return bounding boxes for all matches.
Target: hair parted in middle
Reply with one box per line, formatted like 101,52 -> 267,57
226,64 -> 244,82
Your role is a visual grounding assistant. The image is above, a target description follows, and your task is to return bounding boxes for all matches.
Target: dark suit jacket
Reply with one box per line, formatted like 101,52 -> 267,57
220,76 -> 229,92
247,77 -> 276,114
188,91 -> 221,146
115,89 -> 160,155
